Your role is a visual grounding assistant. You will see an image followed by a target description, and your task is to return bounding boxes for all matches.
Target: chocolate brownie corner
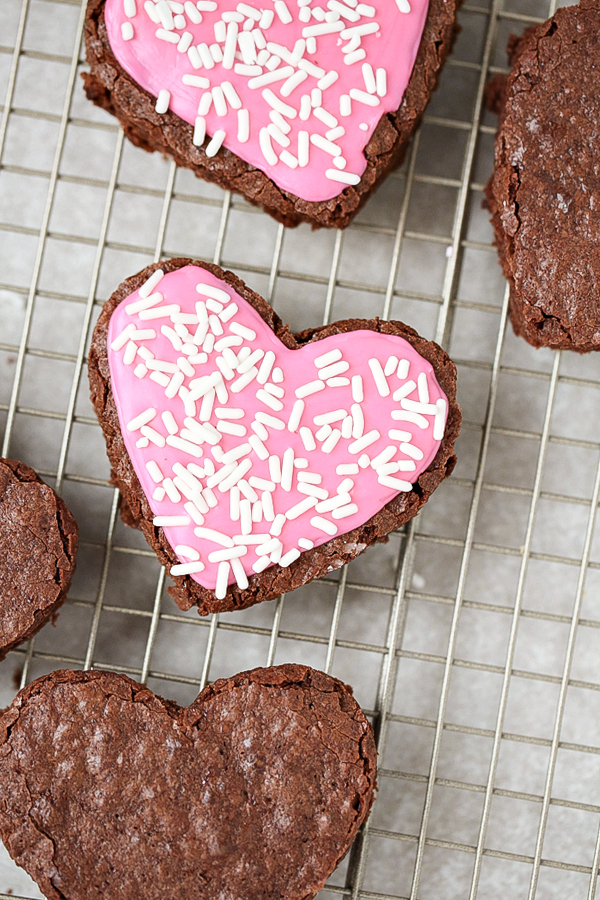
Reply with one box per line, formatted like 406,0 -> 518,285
485,0 -> 600,351
0,458 -> 78,661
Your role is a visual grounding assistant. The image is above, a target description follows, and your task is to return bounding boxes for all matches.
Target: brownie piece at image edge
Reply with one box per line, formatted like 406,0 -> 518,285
486,0 -> 600,351
0,664 -> 377,900
82,0 -> 460,228
0,458 -> 78,661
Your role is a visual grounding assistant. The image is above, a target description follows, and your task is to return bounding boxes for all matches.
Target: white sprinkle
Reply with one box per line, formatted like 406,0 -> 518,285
299,94 -> 312,120
260,490 -> 274,522
208,544 -> 248,564
384,355 -> 399,377
300,426 -> 316,451
391,410 -> 429,429
221,20 -> 239,69
152,486 -> 165,500
263,89 -> 297,119
341,415 -> 353,439
298,483 -> 328,500
219,459 -> 253,493
272,367 -> 284,383
311,133 -> 342,157
248,67 -> 294,90
325,169 -> 361,185
316,424 -> 332,442
187,44 -> 202,68
331,503 -> 358,520
153,515 -> 190,527
279,548 -> 301,568
270,514 -> 287,537
196,282 -> 230,304
389,429 -> 412,442
402,398 -> 437,415
206,130 -> 226,157
286,399 -> 304,432
296,130 -> 310,167
379,473 -> 413,492
121,20 -> 134,39
127,407 -> 156,431
217,420 -> 247,437
349,429 -> 380,454
177,31 -> 193,52
193,527 -> 235,548
125,292 -> 163,316
155,89 -> 171,114
418,371 -> 430,404
275,0 -> 293,21
140,425 -> 165,446
336,463 -> 359,475
298,538 -> 314,550
231,556 -> 249,589
297,472 -> 322,484
255,537 -> 282,557
265,383 -> 284,398
231,366 -> 259,393
156,27 -> 179,41
361,61 -> 376,93
399,442 -> 424,461
368,357 -> 389,396
166,435 -> 204,457
253,556 -> 271,573
281,69 -> 308,97
337,478 -> 354,494
347,375 -> 363,404
310,516 -> 338,535
229,322 -> 256,341
230,485 -> 241,522
174,545 -> 201,561
314,348 -> 342,368
322,429 -> 342,453
252,420 -> 269,441
214,561 -> 231,599
350,404 -> 364,438
165,371 -> 185,398
316,493 -> 351,513
254,412 -> 285,431
327,126 -> 345,143
314,409 -> 346,426
170,560 -> 206,577
339,94 -> 352,117
111,324 -> 135,351
434,398 -> 447,441
393,379 -> 416,401
344,48 -> 366,64
149,372 -> 170,388
371,445 -> 397,468
281,447 -> 294,491
144,0 -> 160,22
146,460 -> 164,483
197,93 -> 213,117
296,380 -> 325,398
163,478 -> 182,503
302,20 -> 344,35
374,67 -> 388,99
396,0 -> 411,10
314,107 -> 338,130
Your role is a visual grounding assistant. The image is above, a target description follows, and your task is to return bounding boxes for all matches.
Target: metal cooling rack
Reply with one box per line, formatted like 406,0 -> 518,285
2,0 -> 600,897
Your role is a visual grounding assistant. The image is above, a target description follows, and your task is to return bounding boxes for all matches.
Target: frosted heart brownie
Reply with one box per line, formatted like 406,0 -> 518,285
83,0 -> 459,228
0,664 -> 376,900
0,459 -> 78,661
89,258 -> 461,614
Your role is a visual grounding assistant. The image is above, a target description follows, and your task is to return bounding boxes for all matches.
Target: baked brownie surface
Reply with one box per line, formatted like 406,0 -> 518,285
486,0 -> 600,351
82,0 -> 459,228
0,459 -> 78,662
0,665 -> 377,900
88,258 -> 461,616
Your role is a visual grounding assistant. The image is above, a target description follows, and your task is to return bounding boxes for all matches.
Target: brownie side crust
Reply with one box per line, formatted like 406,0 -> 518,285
0,459 -> 78,662
88,257 -> 461,617
82,0 -> 459,230
0,664 -> 377,900
485,0 -> 600,351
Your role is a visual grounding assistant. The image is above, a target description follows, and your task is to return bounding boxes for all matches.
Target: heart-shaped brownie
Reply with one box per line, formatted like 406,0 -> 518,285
101,0 -> 428,202
89,258 -> 460,615
0,665 -> 377,900
83,0 -> 459,227
0,459 -> 78,662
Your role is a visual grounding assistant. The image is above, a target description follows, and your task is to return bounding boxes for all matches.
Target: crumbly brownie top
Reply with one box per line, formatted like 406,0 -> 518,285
0,459 -> 78,661
0,665 -> 377,900
486,0 -> 600,350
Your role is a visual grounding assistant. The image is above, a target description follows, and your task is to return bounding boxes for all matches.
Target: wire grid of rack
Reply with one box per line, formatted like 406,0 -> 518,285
2,0 -> 600,897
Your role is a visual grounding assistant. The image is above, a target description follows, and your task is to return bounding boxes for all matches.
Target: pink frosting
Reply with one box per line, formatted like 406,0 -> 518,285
107,265 -> 448,593
104,0 -> 429,202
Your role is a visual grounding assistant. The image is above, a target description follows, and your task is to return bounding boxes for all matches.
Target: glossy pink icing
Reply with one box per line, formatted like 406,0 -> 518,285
104,0 -> 429,202
107,265 -> 448,593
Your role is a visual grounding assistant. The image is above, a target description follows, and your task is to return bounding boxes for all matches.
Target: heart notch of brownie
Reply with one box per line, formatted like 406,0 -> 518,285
0,665 -> 377,900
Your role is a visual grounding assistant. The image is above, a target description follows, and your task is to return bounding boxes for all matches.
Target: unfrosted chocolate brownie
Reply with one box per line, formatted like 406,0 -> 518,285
0,664 -> 377,900
486,1 -> 600,351
0,459 -> 78,661
82,0 -> 460,229
88,258 -> 461,616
